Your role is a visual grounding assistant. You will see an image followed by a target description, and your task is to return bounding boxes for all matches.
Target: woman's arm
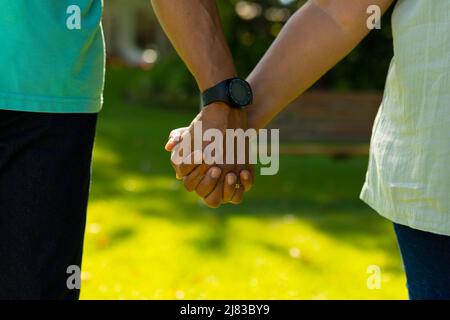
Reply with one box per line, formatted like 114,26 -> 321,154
247,0 -> 395,130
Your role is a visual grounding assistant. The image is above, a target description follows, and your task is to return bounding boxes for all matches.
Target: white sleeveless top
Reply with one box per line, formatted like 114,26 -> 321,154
360,0 -> 450,236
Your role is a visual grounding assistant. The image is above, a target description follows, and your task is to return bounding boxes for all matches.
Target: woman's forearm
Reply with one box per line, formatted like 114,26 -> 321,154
247,0 -> 394,130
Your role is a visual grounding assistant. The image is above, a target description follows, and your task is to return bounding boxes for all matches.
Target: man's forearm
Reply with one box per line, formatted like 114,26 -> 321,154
247,0 -> 394,129
153,0 -> 254,208
151,0 -> 236,91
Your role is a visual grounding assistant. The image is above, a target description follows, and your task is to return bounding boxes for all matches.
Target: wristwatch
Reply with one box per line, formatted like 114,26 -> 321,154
201,77 -> 253,109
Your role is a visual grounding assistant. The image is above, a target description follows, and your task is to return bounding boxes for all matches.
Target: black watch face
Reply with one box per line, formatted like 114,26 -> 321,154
228,79 -> 253,107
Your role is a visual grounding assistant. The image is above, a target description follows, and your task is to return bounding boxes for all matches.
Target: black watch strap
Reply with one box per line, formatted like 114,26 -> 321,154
201,79 -> 232,107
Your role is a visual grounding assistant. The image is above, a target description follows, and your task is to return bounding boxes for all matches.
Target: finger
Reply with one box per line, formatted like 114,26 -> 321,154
230,182 -> 244,205
179,149 -> 203,176
240,169 -> 254,192
183,164 -> 209,192
203,179 -> 224,208
170,127 -> 189,138
195,167 -> 222,198
165,127 -> 188,152
170,145 -> 183,180
222,172 -> 237,203
171,149 -> 202,179
165,139 -> 180,152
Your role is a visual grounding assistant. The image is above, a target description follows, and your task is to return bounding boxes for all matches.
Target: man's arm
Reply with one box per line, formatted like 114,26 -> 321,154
246,0 -> 395,129
151,0 -> 235,91
151,0 -> 253,208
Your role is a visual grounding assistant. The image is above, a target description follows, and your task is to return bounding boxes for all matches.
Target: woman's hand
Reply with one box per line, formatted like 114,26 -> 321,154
165,117 -> 254,208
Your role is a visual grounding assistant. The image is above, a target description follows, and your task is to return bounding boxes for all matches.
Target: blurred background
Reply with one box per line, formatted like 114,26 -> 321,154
80,0 -> 407,299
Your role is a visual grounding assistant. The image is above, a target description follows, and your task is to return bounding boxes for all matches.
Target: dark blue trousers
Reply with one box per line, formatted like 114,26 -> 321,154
394,223 -> 450,300
0,110 -> 97,300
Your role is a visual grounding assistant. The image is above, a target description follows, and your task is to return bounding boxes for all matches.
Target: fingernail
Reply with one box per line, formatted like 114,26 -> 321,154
210,168 -> 221,179
165,141 -> 174,151
241,171 -> 249,180
227,174 -> 237,185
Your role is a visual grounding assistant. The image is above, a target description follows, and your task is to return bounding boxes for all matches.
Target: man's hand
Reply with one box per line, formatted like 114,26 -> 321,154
151,1 -> 255,207
165,103 -> 254,208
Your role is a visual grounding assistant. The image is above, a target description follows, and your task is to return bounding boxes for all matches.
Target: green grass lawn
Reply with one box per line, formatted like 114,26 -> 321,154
80,68 -> 407,300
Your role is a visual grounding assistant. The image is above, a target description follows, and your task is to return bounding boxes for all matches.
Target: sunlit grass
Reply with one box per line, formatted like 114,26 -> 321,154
80,68 -> 407,300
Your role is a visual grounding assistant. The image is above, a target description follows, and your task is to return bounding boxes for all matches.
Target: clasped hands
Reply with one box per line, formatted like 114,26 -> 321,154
165,102 -> 254,208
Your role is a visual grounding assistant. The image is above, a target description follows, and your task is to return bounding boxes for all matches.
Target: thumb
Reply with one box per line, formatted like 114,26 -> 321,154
165,127 -> 189,152
165,138 -> 180,152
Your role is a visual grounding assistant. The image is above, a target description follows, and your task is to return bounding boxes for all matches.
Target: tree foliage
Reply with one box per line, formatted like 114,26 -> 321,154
143,0 -> 394,107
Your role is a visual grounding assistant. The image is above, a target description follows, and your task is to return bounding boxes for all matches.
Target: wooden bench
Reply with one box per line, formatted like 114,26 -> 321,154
267,91 -> 383,157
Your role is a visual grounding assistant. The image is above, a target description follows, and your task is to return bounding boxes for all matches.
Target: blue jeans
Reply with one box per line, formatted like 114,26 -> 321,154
394,223 -> 450,300
0,110 -> 97,299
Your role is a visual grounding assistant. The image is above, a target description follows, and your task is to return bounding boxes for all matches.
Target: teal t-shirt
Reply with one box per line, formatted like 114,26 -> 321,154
0,0 -> 105,113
